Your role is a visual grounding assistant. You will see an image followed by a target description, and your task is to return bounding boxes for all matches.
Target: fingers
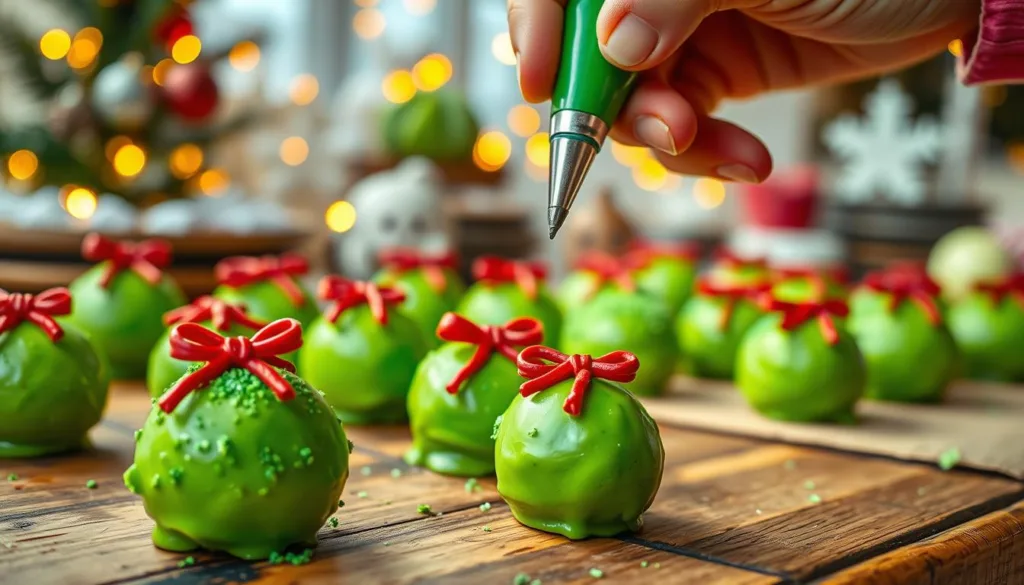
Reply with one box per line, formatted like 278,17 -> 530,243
653,116 -> 773,184
609,78 -> 698,156
507,0 -> 567,103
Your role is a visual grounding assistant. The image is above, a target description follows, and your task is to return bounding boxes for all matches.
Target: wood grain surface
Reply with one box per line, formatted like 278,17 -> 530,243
1,383 -> 1022,585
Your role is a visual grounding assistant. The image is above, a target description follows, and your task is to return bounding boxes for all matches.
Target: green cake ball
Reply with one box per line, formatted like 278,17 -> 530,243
147,297 -> 266,398
457,257 -> 562,342
495,346 -> 663,539
770,269 -> 847,303
628,246 -> 698,315
298,277 -> 428,424
406,313 -> 543,477
213,255 -> 319,326
947,276 -> 1024,382
736,298 -> 865,423
847,274 -> 958,402
706,250 -> 771,289
0,288 -> 109,457
374,250 -> 465,349
561,288 -> 677,396
675,280 -> 767,380
555,252 -> 632,311
125,319 -> 348,561
68,235 -> 185,380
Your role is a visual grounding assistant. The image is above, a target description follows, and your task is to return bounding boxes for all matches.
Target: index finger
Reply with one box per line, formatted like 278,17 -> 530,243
508,0 -> 568,103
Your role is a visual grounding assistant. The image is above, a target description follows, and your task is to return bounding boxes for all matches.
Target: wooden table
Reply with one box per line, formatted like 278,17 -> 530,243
2,384 -> 1023,585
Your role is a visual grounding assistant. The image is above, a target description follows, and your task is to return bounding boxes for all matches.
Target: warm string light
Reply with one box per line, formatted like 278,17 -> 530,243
632,159 -> 668,192
382,70 -> 416,104
171,34 -> 202,64
473,131 -> 512,172
228,41 -> 260,72
112,144 -> 146,178
948,39 -> 963,57
490,32 -> 516,66
104,136 -> 132,161
61,187 -> 97,220
325,200 -> 357,233
198,169 -> 230,196
39,29 -> 71,60
67,28 -> 102,69
169,144 -> 204,179
693,177 -> 726,209
412,54 -> 452,92
289,74 -> 319,105
610,140 -> 650,167
402,0 -> 436,15
6,150 -> 38,181
525,133 -> 549,168
507,105 -> 540,137
353,8 -> 386,39
280,137 -> 309,166
152,59 -> 174,86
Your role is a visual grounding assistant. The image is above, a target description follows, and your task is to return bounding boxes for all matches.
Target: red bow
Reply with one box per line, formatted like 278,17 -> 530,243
472,256 -> 547,301
518,345 -> 639,416
697,279 -> 772,331
758,294 -> 850,346
163,296 -> 265,332
81,233 -> 172,289
714,247 -> 768,270
626,239 -> 700,267
158,319 -> 303,413
0,287 -> 72,342
772,265 -> 850,286
975,274 -> 1024,309
861,270 -> 942,326
215,254 -> 309,307
574,252 -> 636,300
883,262 -> 941,294
379,248 -> 459,293
436,312 -> 544,394
318,276 -> 405,326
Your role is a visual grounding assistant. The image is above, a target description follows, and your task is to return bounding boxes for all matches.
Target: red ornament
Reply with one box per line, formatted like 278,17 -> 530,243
0,287 -> 72,343
974,274 -> 1024,309
518,346 -> 639,416
158,319 -> 303,413
163,296 -> 265,332
741,165 -> 819,229
160,64 -> 219,122
215,254 -> 310,307
435,312 -> 544,395
860,270 -> 943,326
318,276 -> 405,326
758,294 -> 850,347
153,7 -> 193,49
472,256 -> 547,301
696,278 -> 772,331
378,248 -> 459,294
81,233 -> 173,289
573,251 -> 636,300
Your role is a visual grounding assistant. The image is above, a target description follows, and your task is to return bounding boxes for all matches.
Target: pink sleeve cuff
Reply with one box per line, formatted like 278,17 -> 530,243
958,0 -> 1024,85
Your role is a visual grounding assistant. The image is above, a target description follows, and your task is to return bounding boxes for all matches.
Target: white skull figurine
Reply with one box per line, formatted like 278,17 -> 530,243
335,157 -> 449,279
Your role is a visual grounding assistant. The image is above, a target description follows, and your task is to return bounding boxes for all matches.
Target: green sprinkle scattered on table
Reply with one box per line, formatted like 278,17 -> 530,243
391,468 -> 402,478
417,504 -> 433,514
530,580 -> 542,585
176,556 -> 195,568
803,480 -> 816,490
383,541 -> 391,547
482,525 -> 492,532
513,572 -> 531,585
589,568 -> 604,579
939,447 -> 961,471
479,502 -> 492,512
328,517 -> 339,528
6,473 -> 17,481
640,561 -> 649,568
360,466 -> 372,476
808,493 -> 822,504
338,499 -> 345,508
465,478 -> 480,492
357,491 -> 368,498
85,480 -> 97,489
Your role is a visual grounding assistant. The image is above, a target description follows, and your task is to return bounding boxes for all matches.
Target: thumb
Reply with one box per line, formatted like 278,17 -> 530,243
597,0 -> 761,70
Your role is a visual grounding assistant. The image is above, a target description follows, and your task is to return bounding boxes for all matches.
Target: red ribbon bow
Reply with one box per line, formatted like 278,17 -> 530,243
626,239 -> 700,268
158,318 -> 303,413
714,248 -> 768,270
318,276 -> 405,326
435,312 -> 544,394
472,256 -> 547,301
81,233 -> 173,289
0,287 -> 72,342
861,270 -> 942,326
975,273 -> 1024,309
758,294 -> 850,346
163,296 -> 266,332
215,254 -> 310,307
697,279 -> 772,331
517,345 -> 639,416
379,248 -> 459,294
574,252 -> 636,300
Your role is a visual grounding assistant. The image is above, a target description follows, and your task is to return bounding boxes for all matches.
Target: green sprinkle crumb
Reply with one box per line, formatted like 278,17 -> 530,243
482,525 -> 492,532
7,474 -> 17,481
803,480 -> 816,490
465,478 -> 480,493
783,459 -> 797,470
939,447 -> 961,471
176,556 -> 195,568
268,549 -> 314,566
391,468 -> 402,478
361,466 -> 372,476
268,551 -> 283,564
653,563 -> 661,569
357,491 -> 368,498
417,504 -> 432,515
85,480 -> 97,489
491,415 -> 503,440
328,517 -> 339,528
479,502 -> 492,512
527,427 -> 538,437
530,580 -> 542,585
640,561 -> 649,568
513,573 -> 531,585
134,430 -> 142,443
808,493 -> 822,504
338,499 -> 345,508
383,541 -> 390,547
589,568 -> 604,579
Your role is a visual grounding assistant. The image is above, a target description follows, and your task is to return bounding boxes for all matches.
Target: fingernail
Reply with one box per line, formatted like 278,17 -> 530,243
603,14 -> 658,67
717,164 -> 760,184
515,52 -> 522,92
634,116 -> 677,155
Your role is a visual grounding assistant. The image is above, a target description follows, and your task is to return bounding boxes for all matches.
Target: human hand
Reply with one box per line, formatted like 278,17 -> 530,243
508,0 -> 979,183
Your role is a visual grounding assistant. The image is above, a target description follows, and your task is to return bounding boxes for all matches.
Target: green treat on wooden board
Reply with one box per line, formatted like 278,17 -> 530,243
555,270 -> 608,313
213,281 -> 318,328
705,250 -> 771,290
406,313 -> 543,477
124,366 -> 350,561
770,271 -> 848,304
947,278 -> 1024,383
298,277 -> 428,424
560,288 -> 677,396
0,290 -> 110,457
212,255 -> 319,327
495,346 -> 663,540
736,300 -> 865,423
374,256 -> 465,350
628,248 -> 698,316
457,257 -> 562,343
675,281 -> 766,380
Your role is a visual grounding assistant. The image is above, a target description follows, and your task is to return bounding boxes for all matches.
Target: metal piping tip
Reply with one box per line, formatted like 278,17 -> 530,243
546,134 -> 598,240
548,207 -> 567,239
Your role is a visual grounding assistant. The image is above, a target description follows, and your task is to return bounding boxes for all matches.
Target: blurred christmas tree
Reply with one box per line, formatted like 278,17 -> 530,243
0,0 -> 259,206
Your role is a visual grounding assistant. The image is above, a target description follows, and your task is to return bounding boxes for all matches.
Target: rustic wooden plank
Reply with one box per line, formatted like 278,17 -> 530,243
819,500 -> 1024,585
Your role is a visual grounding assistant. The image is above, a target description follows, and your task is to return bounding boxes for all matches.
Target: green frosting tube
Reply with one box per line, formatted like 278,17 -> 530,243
0,322 -> 109,457
406,343 -> 520,476
948,290 -> 1024,382
457,283 -> 563,344
736,312 -> 865,423
494,377 -> 663,540
374,267 -> 465,349
847,290 -> 958,402
125,368 -> 349,560
299,306 -> 427,424
675,293 -> 763,380
560,289 -> 677,396
213,281 -> 319,327
67,266 -> 185,380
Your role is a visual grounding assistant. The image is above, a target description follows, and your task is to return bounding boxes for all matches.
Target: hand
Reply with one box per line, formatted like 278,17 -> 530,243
508,0 -> 979,183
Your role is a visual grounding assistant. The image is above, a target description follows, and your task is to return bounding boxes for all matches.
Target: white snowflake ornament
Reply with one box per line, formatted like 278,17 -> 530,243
823,79 -> 943,205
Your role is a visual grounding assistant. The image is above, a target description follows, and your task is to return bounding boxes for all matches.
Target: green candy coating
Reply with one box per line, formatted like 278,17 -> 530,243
374,268 -> 465,349
124,368 -> 349,560
771,277 -> 847,303
947,292 -> 1024,382
298,307 -> 428,424
736,313 -> 865,423
560,289 -> 677,396
405,343 -> 520,476
213,281 -> 319,327
632,257 -> 696,316
494,378 -> 664,540
675,294 -> 763,380
0,323 -> 109,457
67,266 -> 185,380
847,290 -> 958,402
456,283 -> 563,344
147,322 -> 262,399
555,271 -> 605,312
707,263 -> 770,289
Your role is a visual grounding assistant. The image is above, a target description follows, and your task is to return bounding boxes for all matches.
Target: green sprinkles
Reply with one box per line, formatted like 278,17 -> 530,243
527,427 -> 538,438
803,480 -> 816,490
417,504 -> 433,515
328,517 -> 339,528
808,493 -> 822,504
589,568 -> 604,579
85,479 -> 97,489
482,525 -> 492,532
338,499 -> 345,508
390,468 -> 402,478
176,556 -> 195,568
269,549 -> 314,566
361,466 -> 372,476
465,478 -> 480,493
357,491 -> 368,499
640,561 -> 649,568
7,473 -> 17,481
513,573 -> 531,585
939,447 -> 961,471
479,502 -> 492,512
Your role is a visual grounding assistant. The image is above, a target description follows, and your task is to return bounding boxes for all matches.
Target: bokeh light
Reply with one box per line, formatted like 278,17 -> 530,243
152,59 -> 174,86
169,143 -> 204,179
382,70 -> 416,104
40,29 -> 71,60
325,200 -> 357,233
412,54 -> 452,92
112,144 -> 146,178
473,131 -> 512,172
67,28 -> 102,69
7,150 -> 39,181
403,0 -> 436,15
289,74 -> 320,105
228,41 -> 260,72
948,39 -> 963,57
63,187 -> 97,220
280,137 -> 309,166
525,133 -> 550,168
198,169 -> 230,196
610,140 -> 651,167
507,105 -> 540,137
353,8 -> 386,39
491,32 -> 516,66
693,177 -> 726,209
171,35 -> 202,65
632,159 -> 668,191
